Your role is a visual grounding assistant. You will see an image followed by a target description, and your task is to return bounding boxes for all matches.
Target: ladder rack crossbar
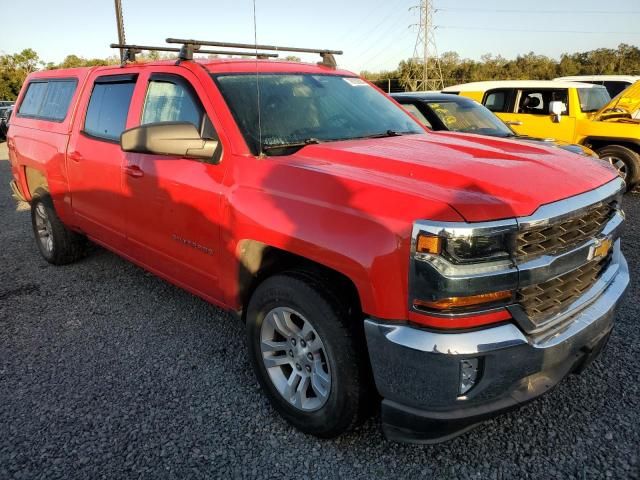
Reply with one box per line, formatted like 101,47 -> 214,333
110,44 -> 279,59
165,38 -> 343,56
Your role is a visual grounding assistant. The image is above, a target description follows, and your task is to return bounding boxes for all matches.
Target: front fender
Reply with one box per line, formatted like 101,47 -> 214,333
222,156 -> 462,319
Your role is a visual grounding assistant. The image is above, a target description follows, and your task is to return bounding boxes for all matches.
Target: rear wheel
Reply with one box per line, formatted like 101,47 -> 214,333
596,145 -> 640,190
30,193 -> 86,265
246,272 -> 368,438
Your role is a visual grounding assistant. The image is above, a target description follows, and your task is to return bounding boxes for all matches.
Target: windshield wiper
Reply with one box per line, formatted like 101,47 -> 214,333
360,129 -> 408,139
262,138 -> 321,153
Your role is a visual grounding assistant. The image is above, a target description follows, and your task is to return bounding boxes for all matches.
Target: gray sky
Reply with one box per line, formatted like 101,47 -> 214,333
2,0 -> 639,73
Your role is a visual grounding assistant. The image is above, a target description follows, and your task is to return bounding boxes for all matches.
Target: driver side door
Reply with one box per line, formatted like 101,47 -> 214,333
123,68 -> 226,302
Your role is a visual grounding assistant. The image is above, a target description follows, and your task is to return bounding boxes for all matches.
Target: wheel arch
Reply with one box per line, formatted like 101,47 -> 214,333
24,166 -> 49,200
236,240 -> 363,322
582,137 -> 640,155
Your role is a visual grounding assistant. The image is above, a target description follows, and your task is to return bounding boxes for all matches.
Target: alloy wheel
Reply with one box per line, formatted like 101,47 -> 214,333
260,307 -> 331,411
34,202 -> 54,254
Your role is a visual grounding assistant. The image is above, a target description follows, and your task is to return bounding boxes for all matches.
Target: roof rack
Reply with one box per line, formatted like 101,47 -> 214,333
166,38 -> 343,68
110,43 -> 279,65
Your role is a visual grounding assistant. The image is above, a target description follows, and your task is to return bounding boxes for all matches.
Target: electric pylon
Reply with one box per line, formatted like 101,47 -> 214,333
403,0 -> 444,91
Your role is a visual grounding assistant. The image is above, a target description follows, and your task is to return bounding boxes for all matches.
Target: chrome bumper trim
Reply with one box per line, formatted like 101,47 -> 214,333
367,321 -> 527,356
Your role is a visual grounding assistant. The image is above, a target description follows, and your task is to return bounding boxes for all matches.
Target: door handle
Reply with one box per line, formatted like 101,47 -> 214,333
68,152 -> 84,162
505,121 -> 523,126
124,165 -> 144,178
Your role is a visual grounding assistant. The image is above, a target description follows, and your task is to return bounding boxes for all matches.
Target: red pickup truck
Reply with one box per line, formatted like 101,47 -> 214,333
6,52 -> 629,444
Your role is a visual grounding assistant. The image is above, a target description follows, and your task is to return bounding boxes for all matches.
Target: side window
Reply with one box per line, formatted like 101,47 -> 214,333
518,91 -> 544,114
518,89 -> 568,115
39,81 -> 77,121
18,79 -> 77,121
18,82 -> 48,116
401,103 -> 432,128
84,75 -> 136,141
483,89 -> 512,113
142,76 -> 204,129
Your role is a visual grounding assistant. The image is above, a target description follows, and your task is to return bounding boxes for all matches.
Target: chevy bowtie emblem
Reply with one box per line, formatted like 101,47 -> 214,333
588,237 -> 613,261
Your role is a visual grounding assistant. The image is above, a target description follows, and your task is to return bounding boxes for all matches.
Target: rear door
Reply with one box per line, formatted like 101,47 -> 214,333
122,67 -> 226,301
481,88 -> 518,128
66,72 -> 138,250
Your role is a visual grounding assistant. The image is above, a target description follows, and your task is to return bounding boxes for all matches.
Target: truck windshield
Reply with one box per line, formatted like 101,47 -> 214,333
577,87 -> 611,113
425,101 -> 514,137
213,74 -> 424,155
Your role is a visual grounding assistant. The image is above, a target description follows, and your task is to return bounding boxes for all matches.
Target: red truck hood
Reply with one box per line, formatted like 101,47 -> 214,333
293,132 -> 617,222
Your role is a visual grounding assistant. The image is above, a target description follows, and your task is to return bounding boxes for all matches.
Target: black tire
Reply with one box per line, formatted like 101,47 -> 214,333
30,192 -> 86,265
596,145 -> 640,190
246,272 -> 369,438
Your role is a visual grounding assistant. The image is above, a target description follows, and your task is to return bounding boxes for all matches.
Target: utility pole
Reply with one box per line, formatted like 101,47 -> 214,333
403,0 -> 444,92
114,0 -> 126,63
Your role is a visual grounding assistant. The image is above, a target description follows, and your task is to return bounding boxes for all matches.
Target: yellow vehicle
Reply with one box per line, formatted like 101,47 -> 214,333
443,80 -> 640,188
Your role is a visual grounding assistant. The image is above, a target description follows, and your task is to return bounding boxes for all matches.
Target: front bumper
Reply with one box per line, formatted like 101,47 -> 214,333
364,253 -> 629,444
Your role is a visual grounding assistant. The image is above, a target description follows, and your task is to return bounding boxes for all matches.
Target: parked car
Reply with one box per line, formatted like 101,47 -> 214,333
443,80 -> 640,188
554,75 -> 640,100
0,102 -> 14,141
392,92 -> 598,158
7,47 -> 628,444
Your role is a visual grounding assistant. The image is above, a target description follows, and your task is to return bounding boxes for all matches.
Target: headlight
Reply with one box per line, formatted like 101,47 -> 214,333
444,234 -> 512,264
414,220 -> 517,266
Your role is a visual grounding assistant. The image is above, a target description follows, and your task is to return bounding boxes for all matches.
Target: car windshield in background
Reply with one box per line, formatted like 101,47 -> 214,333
578,87 -> 611,112
426,101 -> 514,137
213,74 -> 423,155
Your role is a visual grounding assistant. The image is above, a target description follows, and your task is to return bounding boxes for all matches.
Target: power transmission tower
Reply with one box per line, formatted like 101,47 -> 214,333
403,0 -> 444,91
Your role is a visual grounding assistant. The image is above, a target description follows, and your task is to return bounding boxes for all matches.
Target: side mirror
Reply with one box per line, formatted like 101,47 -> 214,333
549,101 -> 567,123
120,122 -> 220,163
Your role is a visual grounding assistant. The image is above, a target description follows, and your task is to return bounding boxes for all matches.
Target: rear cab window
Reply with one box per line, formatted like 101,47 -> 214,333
17,79 -> 78,122
83,74 -> 137,142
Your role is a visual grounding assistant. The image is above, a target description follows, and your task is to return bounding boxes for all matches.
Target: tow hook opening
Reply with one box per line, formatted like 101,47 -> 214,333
458,358 -> 482,397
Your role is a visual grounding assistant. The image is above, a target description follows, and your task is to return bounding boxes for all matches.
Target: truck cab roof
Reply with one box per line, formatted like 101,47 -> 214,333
443,80 -> 606,92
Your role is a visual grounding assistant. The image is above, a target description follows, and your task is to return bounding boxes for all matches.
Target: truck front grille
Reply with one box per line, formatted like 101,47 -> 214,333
515,201 -> 616,262
516,254 -> 611,325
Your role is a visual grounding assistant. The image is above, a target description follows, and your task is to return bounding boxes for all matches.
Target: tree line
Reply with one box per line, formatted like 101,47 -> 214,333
1,44 -> 639,99
363,43 -> 640,91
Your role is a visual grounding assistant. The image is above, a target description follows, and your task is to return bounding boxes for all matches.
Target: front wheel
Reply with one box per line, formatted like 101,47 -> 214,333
596,145 -> 640,190
246,272 -> 368,438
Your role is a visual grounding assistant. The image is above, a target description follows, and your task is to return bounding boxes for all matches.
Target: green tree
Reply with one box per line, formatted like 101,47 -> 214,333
0,49 -> 42,100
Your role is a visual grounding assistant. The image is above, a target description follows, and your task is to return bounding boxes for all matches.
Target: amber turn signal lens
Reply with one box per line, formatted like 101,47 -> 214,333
416,234 -> 441,255
414,290 -> 512,310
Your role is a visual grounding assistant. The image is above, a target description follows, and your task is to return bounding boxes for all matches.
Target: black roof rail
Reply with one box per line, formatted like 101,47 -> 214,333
109,43 -> 279,64
165,38 -> 343,68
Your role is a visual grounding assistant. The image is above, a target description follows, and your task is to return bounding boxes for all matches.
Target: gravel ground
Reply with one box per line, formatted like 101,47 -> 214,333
0,142 -> 638,479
